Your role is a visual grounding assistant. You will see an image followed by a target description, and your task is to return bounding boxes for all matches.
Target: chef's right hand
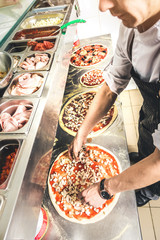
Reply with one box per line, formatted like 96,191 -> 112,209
68,132 -> 87,160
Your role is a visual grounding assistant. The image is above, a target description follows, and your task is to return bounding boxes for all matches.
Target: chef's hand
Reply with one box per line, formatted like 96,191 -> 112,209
68,131 -> 87,160
81,182 -> 106,208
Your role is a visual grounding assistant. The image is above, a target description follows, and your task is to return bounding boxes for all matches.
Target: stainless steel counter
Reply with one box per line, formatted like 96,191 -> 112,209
41,34 -> 142,240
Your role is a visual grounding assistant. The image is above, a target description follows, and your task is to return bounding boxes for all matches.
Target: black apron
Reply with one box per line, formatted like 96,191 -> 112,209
129,30 -> 160,198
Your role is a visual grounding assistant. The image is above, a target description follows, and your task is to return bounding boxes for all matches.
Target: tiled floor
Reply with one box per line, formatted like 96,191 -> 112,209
120,89 -> 160,240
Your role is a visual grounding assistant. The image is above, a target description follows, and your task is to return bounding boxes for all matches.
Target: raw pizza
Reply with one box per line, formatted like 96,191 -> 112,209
80,69 -> 105,87
59,91 -> 117,137
48,144 -> 121,224
70,44 -> 108,68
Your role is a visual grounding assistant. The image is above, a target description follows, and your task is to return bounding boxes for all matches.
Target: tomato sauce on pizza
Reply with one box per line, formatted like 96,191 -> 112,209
70,44 -> 108,67
48,144 -> 121,223
59,91 -> 117,137
80,69 -> 105,87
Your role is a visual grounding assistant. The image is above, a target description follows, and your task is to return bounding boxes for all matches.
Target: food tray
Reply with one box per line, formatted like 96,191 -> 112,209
0,98 -> 39,134
16,52 -> 53,72
0,195 -> 4,216
0,139 -> 21,189
34,0 -> 70,9
5,41 -> 28,54
28,38 -> 58,52
30,4 -> 70,15
3,71 -> 48,98
20,13 -> 65,29
12,26 -> 60,41
5,38 -> 57,58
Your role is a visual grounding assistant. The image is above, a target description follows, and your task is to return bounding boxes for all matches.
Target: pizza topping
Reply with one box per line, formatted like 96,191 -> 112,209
61,91 -> 115,135
70,44 -> 108,67
80,69 -> 105,87
49,146 -> 120,221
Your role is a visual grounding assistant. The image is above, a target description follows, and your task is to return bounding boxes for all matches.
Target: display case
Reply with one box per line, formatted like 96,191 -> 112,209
0,0 -> 74,239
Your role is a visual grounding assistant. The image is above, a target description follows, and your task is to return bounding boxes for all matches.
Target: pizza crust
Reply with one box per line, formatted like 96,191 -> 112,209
79,69 -> 105,88
70,44 -> 108,69
48,145 -> 121,224
59,90 -> 118,137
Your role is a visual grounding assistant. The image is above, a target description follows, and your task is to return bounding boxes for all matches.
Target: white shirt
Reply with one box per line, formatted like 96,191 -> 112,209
152,124 -> 160,150
103,20 -> 160,150
104,20 -> 160,95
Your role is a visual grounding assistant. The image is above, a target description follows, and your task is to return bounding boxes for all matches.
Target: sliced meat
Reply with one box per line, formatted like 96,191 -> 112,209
10,73 -> 43,96
0,104 -> 33,132
20,54 -> 49,71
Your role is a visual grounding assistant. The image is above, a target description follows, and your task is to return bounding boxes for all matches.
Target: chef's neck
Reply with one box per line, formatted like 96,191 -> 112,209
137,12 -> 160,33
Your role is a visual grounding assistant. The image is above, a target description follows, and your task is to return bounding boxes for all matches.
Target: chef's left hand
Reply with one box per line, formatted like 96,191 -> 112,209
81,182 -> 106,208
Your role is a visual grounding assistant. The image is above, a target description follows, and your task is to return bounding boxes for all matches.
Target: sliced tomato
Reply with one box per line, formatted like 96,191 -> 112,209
34,43 -> 46,51
43,41 -> 54,49
27,40 -> 38,46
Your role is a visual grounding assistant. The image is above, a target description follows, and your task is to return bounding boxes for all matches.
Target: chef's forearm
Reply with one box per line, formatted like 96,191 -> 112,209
105,148 -> 160,195
78,83 -> 117,138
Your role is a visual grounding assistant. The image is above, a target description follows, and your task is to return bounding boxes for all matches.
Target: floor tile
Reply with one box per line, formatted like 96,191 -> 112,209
122,106 -> 134,124
151,208 -> 160,240
138,207 -> 155,240
120,91 -> 131,107
124,124 -> 137,146
141,202 -> 150,208
132,105 -> 141,124
150,198 -> 160,207
135,124 -> 139,140
129,89 -> 143,106
127,144 -> 138,153
125,78 -> 138,91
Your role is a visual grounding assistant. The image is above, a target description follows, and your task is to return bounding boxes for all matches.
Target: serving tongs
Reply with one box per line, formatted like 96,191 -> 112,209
49,19 -> 86,36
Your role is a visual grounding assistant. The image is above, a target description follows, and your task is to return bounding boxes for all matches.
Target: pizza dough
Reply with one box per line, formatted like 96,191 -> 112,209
48,144 -> 121,224
70,44 -> 108,68
80,69 -> 105,87
59,91 -> 118,137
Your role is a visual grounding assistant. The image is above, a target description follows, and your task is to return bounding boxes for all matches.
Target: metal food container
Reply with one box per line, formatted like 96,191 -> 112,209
3,71 -> 48,98
0,195 -> 4,213
12,26 -> 60,41
33,0 -> 71,9
0,52 -> 13,89
0,139 -> 20,189
0,99 -> 39,134
5,38 -> 58,59
28,38 -> 57,52
20,13 -> 65,29
4,41 -> 28,54
30,4 -> 69,15
17,52 -> 53,72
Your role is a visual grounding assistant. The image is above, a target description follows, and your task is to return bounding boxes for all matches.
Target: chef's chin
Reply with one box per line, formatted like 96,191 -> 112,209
122,18 -> 139,28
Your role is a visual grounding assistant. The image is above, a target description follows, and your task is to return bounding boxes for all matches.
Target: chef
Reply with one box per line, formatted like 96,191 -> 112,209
68,0 -> 160,207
